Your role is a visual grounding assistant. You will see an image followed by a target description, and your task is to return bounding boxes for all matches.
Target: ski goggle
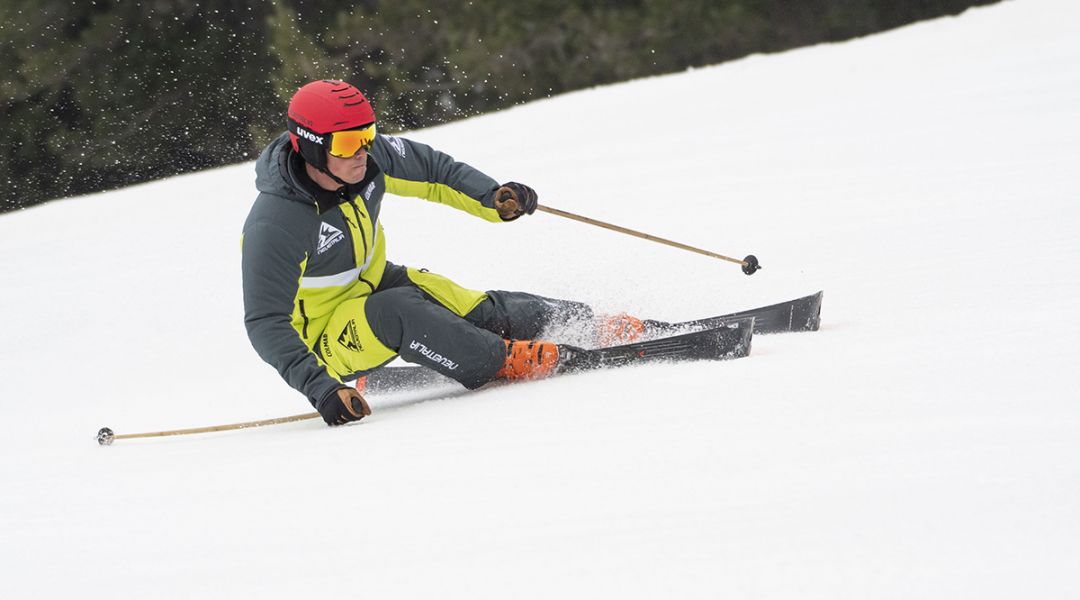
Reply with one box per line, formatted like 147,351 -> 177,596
328,124 -> 377,158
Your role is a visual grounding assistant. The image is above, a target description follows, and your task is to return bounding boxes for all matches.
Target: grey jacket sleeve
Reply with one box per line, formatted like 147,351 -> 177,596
374,134 -> 505,222
242,220 -> 343,407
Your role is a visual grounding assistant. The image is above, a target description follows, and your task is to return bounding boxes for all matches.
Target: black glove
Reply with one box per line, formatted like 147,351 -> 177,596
493,182 -> 538,221
316,387 -> 371,426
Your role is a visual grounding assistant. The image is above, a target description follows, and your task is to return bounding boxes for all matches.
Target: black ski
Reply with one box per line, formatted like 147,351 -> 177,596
358,291 -> 822,393
358,292 -> 820,393
359,318 -> 754,394
644,290 -> 823,336
561,316 -> 753,372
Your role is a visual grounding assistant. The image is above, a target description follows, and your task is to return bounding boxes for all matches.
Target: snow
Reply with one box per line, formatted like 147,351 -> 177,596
2,1 -> 1079,597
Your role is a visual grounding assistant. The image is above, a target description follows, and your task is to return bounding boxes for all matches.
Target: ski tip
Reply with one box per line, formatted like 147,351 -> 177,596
807,291 -> 824,331
711,317 -> 754,359
735,317 -> 754,358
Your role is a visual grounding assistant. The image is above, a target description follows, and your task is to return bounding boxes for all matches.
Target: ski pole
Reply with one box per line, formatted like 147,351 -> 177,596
536,205 -> 761,275
96,412 -> 320,445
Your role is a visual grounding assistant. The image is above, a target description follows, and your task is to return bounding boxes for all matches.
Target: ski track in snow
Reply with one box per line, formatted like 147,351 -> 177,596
2,1 -> 1079,597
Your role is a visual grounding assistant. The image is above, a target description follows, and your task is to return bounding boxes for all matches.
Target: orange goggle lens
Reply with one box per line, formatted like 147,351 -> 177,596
328,125 -> 377,158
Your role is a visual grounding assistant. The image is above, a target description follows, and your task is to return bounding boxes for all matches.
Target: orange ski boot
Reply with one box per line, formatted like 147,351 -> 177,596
495,339 -> 562,381
596,312 -> 647,347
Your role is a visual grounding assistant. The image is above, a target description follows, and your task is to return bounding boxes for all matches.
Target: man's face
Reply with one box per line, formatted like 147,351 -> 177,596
325,147 -> 369,184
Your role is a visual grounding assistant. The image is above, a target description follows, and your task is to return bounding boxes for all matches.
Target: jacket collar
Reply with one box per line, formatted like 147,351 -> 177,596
281,145 -> 380,214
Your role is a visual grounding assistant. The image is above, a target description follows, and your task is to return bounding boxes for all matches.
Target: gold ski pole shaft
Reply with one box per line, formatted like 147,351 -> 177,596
96,412 -> 320,445
536,205 -> 761,275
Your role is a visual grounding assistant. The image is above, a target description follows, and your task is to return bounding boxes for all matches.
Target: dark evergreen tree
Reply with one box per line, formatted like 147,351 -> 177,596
2,0 -> 1000,212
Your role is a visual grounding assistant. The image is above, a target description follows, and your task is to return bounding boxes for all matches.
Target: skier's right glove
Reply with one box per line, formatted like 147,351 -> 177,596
317,387 -> 371,426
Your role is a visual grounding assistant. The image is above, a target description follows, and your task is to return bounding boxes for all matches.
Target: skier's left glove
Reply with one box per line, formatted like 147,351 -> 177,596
493,182 -> 538,221
316,387 -> 371,426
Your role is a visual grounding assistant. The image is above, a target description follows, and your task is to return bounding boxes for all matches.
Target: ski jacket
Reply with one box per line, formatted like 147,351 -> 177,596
242,132 -> 503,407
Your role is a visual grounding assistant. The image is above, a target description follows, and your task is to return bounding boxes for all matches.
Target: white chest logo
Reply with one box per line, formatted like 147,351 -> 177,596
384,135 -> 406,158
317,222 -> 345,254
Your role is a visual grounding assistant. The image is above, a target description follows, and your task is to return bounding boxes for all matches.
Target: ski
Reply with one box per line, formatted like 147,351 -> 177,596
644,290 -> 823,336
359,317 -> 754,394
358,291 -> 821,394
561,316 -> 752,372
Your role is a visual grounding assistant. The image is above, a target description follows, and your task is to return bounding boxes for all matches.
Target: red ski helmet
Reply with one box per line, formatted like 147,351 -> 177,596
287,79 -> 376,170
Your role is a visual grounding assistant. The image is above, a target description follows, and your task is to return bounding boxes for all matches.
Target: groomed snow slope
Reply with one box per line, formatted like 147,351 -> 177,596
2,1 -> 1079,597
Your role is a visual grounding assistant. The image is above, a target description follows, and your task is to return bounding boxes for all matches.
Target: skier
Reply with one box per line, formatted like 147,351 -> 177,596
242,79 -> 644,426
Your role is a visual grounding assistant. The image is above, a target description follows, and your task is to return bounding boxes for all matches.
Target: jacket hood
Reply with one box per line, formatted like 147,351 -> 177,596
254,132 -> 315,206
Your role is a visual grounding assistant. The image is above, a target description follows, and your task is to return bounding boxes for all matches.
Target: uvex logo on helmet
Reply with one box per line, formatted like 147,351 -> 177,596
287,79 -> 376,170
294,127 -> 324,146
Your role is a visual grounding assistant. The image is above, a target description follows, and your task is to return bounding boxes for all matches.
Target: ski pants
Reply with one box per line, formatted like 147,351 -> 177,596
316,262 -> 592,389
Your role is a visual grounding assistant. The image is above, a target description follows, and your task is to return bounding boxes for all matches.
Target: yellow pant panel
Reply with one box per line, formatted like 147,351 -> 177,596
405,267 -> 489,317
319,297 -> 398,376
316,267 -> 489,377
292,280 -> 368,346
